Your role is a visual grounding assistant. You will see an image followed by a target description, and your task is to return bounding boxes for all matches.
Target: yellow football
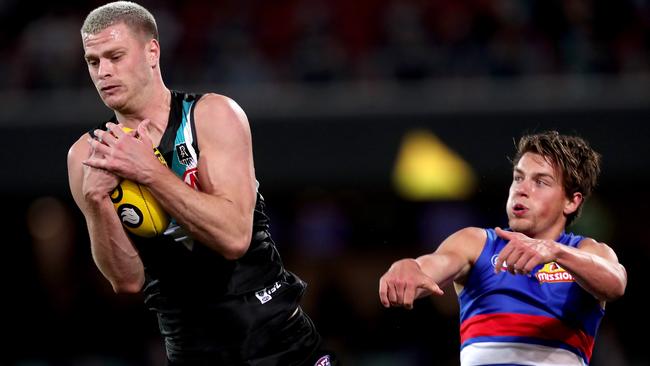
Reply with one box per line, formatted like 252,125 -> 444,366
110,180 -> 169,237
109,126 -> 170,237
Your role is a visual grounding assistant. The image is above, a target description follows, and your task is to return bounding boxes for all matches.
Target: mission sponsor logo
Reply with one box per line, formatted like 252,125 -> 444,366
536,262 -> 575,283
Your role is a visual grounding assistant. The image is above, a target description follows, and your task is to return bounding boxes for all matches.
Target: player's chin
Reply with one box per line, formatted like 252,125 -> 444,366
507,218 -> 530,232
103,99 -> 125,110
100,94 -> 126,110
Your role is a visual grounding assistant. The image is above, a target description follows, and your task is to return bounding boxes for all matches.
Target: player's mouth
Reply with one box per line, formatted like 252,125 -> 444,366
512,203 -> 528,217
100,84 -> 120,93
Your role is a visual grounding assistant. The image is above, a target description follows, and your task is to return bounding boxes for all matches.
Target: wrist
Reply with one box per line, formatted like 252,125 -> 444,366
550,241 -> 565,262
85,190 -> 110,205
139,161 -> 166,186
412,257 -> 424,269
84,183 -> 118,206
392,258 -> 421,271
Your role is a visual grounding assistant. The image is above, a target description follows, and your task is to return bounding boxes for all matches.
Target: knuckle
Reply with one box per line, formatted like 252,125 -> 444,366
525,265 -> 534,272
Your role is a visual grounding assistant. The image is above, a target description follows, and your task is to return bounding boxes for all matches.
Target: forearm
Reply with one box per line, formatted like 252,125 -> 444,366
85,197 -> 144,293
416,251 -> 469,291
148,170 -> 253,259
555,244 -> 627,301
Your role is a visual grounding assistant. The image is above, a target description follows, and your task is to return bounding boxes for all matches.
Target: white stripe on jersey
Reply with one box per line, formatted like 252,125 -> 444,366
460,342 -> 587,366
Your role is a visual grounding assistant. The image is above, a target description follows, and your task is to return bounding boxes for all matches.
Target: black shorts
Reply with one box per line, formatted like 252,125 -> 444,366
167,308 -> 339,366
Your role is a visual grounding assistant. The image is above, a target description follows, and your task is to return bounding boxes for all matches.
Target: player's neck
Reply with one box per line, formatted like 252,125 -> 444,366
527,224 -> 566,241
116,86 -> 171,130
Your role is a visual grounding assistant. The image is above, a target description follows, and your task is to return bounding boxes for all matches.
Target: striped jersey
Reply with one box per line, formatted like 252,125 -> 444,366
458,228 -> 605,366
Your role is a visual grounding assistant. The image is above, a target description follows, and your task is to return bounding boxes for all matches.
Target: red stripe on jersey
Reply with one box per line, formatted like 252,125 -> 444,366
460,312 -> 594,361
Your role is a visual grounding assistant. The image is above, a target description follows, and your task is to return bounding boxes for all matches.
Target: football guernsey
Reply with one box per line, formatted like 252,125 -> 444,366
458,228 -> 604,366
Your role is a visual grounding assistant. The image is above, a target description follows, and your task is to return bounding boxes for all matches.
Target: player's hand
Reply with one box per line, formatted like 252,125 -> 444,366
83,121 -> 162,184
379,258 -> 443,310
82,135 -> 120,204
494,227 -> 559,275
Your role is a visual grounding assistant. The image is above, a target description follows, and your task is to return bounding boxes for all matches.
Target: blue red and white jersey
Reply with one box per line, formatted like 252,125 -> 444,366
458,228 -> 605,366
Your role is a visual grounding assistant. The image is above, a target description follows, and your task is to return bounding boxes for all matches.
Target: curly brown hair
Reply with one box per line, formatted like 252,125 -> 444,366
513,131 -> 601,226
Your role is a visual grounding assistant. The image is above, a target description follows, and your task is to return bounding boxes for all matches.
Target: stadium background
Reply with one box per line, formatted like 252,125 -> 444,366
0,0 -> 648,365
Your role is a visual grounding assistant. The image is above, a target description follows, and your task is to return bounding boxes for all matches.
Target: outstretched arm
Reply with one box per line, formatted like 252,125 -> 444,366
379,227 -> 485,309
494,227 -> 626,302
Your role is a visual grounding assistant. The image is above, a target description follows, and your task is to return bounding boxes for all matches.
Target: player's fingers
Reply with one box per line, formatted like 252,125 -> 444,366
379,278 -> 390,308
387,281 -> 398,306
403,284 -> 417,310
106,122 -> 127,139
506,249 -> 524,274
87,137 -> 111,156
495,243 -> 515,273
136,119 -> 152,143
523,256 -> 541,274
94,129 -> 118,146
514,252 -> 532,275
393,280 -> 406,307
420,276 -> 444,296
495,227 -> 515,240
82,157 -> 106,170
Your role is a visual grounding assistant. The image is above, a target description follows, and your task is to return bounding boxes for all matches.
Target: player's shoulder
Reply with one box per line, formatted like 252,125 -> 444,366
451,226 -> 488,243
194,93 -> 248,126
438,227 -> 487,259
195,93 -> 243,114
578,236 -> 606,248
578,236 -> 616,256
67,133 -> 91,164
68,120 -> 110,162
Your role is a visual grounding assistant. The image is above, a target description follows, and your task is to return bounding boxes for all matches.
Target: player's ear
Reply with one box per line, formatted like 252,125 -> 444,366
564,191 -> 582,216
146,39 -> 160,67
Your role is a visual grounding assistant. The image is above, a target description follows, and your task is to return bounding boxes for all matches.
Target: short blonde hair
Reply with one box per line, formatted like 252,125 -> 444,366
81,1 -> 158,41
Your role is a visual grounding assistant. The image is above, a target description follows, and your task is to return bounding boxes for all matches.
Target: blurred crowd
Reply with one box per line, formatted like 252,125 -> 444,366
1,0 -> 649,91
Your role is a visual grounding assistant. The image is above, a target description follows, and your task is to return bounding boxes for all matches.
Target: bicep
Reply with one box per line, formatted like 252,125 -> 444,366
194,95 -> 256,209
67,137 -> 89,211
417,251 -> 470,286
418,227 -> 486,285
578,238 -> 621,264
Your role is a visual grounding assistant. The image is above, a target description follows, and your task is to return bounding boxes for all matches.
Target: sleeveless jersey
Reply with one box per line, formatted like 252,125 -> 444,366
458,228 -> 605,366
93,91 -> 310,363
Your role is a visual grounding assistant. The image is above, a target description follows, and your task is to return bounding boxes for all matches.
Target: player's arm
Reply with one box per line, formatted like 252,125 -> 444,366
555,238 -> 627,302
494,228 -> 626,302
67,135 -> 145,293
379,227 -> 485,309
143,94 -> 257,259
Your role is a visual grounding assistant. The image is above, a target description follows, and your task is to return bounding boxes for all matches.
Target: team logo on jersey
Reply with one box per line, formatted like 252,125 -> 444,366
255,281 -> 282,304
183,168 -> 201,190
536,262 -> 575,283
175,143 -> 194,166
491,255 -> 509,271
314,355 -> 332,366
